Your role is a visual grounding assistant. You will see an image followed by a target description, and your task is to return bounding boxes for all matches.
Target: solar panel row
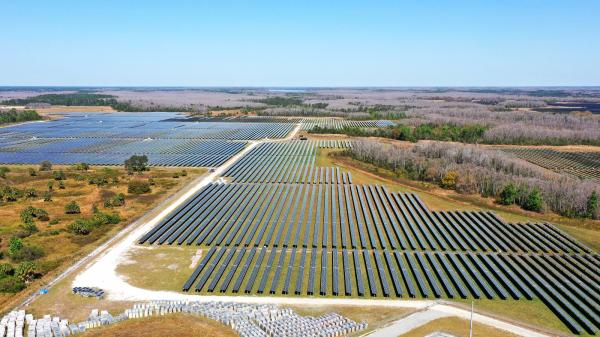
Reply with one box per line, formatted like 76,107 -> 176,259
180,246 -> 599,334
139,182 -> 588,254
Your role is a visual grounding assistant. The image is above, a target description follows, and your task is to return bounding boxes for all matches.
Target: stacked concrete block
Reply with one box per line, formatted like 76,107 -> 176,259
2,301 -> 366,337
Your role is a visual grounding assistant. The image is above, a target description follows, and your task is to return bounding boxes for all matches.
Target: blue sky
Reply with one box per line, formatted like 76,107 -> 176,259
1,0 -> 599,86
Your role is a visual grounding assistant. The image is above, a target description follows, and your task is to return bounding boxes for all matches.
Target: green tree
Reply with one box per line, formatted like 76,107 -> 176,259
499,183 -> 518,205
523,188 -> 543,212
124,155 -> 148,173
586,191 -> 598,219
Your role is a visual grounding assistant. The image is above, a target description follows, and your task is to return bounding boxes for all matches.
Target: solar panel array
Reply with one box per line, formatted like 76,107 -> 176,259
503,148 -> 600,182
140,140 -> 599,335
0,112 -> 297,167
223,140 -> 352,183
300,118 -> 395,130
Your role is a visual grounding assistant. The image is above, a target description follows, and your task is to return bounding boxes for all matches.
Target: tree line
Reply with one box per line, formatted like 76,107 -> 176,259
2,93 -> 195,113
346,140 -> 599,219
310,123 -> 487,143
0,109 -> 42,125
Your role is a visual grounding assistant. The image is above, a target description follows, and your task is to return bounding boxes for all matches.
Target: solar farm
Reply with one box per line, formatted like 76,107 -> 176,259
139,141 -> 600,335
0,112 -> 295,167
503,148 -> 600,182
300,118 -> 395,130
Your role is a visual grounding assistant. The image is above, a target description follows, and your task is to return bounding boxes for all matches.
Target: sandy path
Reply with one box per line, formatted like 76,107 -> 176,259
368,309 -> 452,337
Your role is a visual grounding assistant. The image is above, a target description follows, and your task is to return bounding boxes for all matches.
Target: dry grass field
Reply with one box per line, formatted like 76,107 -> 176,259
0,164 -> 205,311
81,314 -> 237,337
398,316 -> 520,337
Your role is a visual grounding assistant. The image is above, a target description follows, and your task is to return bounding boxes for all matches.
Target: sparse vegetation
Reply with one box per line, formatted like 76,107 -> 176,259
128,180 -> 151,194
0,165 -> 204,298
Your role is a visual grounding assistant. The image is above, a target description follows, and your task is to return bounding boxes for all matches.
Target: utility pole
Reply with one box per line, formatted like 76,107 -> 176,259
469,300 -> 474,337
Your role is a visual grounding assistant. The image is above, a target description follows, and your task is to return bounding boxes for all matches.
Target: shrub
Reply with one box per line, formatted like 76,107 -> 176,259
21,206 -> 36,223
104,193 -> 125,208
53,170 -> 66,181
0,166 -> 10,178
67,219 -> 94,235
24,188 -> 37,198
8,237 -> 23,256
88,175 -> 109,187
0,263 -> 14,278
9,245 -> 44,262
59,181 -> 65,189
441,171 -> 459,189
128,180 -> 151,194
1,186 -> 22,201
172,172 -> 180,178
39,160 -> 52,171
14,261 -> 36,282
64,201 -> 81,214
72,162 -> 89,171
47,181 -> 53,190
181,170 -> 187,177
67,211 -> 120,235
48,219 -> 59,226
34,208 -> 49,221
19,222 -> 39,236
43,191 -> 52,202
28,168 -> 37,176
0,276 -> 26,293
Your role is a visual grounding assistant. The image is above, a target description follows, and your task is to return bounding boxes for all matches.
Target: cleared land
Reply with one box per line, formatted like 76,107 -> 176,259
397,316 -> 519,337
80,313 -> 236,337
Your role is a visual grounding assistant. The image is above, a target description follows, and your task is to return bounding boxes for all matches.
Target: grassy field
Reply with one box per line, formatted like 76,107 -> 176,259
81,313 -> 236,337
117,245 -> 200,291
0,164 -> 205,311
449,298 -> 589,337
398,316 -> 520,337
